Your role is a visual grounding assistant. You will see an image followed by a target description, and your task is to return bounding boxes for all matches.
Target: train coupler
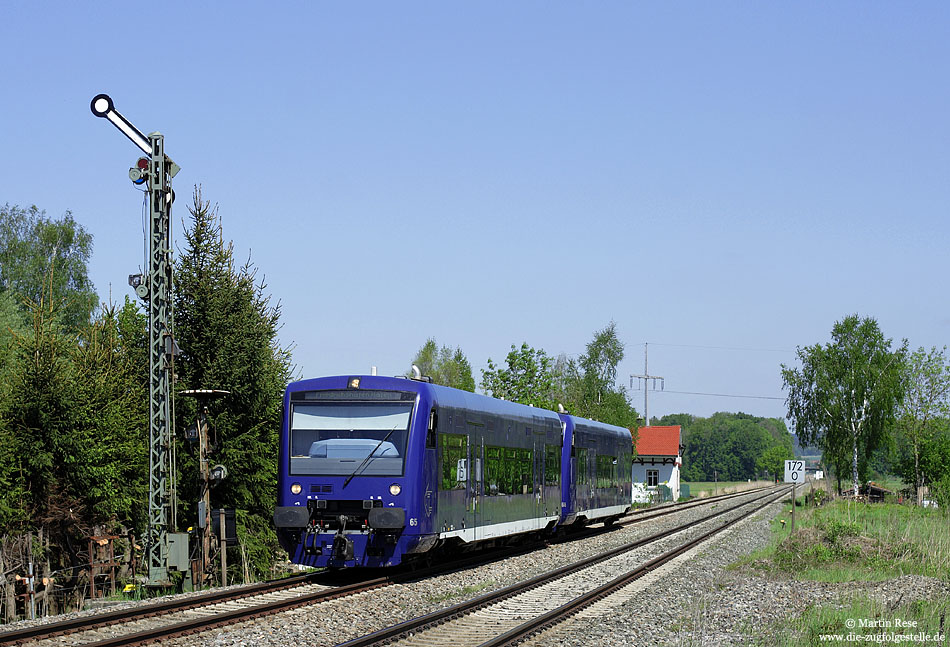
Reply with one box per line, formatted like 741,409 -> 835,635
332,534 -> 354,561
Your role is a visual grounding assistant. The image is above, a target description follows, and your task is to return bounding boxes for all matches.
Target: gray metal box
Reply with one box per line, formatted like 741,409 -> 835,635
167,532 -> 191,571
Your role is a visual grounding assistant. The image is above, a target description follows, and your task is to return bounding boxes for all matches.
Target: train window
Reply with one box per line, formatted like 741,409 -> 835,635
576,448 -> 589,486
439,433 -> 468,490
596,455 -> 617,488
485,446 -> 503,495
544,445 -> 560,487
426,409 -> 438,448
517,448 -> 532,494
483,446 -> 533,496
289,401 -> 412,476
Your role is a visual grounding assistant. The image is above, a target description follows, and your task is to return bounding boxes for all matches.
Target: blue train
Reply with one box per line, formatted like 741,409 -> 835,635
273,375 -> 632,568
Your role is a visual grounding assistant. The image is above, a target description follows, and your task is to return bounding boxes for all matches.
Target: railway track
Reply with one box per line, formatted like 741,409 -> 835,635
0,485 -> 783,647
336,485 -> 790,647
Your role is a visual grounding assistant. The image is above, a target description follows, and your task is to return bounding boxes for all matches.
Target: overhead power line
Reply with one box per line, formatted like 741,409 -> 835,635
659,389 -> 784,401
641,342 -> 795,354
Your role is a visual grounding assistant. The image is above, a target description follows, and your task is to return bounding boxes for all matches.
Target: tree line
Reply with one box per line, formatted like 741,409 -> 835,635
652,412 -> 795,483
0,194 -> 291,614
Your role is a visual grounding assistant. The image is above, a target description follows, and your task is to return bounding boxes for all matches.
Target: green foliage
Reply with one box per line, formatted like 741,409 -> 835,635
410,338 -> 475,391
3,296 -> 75,521
930,473 -> 950,512
893,346 -> 950,498
654,413 -> 695,432
579,321 -> 624,397
913,427 -> 950,510
0,203 -> 97,331
748,499 -> 950,583
820,518 -> 861,544
481,342 -> 557,409
569,322 -> 640,428
782,315 -> 907,495
767,595 -> 950,647
0,190 -> 296,583
681,412 -> 794,481
0,290 -> 28,404
69,303 -> 148,525
757,443 -> 795,481
0,292 -> 147,555
174,188 -> 293,578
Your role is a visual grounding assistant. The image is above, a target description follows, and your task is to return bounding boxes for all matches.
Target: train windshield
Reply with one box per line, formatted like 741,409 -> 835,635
289,401 -> 413,476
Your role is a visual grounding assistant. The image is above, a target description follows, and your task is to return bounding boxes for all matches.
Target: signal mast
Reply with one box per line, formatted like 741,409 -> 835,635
91,95 -> 181,586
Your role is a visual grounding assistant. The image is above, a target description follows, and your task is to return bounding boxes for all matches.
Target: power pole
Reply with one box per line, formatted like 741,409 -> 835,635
91,95 -> 180,586
630,342 -> 665,426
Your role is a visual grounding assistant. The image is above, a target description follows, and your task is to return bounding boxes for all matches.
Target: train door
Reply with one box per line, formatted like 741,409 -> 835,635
437,410 -> 475,539
566,422 -> 577,523
533,436 -> 545,522
471,432 -> 483,541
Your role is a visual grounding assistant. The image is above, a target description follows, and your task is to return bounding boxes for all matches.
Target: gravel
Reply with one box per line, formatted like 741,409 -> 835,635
160,490 -> 776,647
525,500 -> 950,647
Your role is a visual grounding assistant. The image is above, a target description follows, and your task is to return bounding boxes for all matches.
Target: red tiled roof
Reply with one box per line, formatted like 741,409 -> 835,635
635,426 -> 681,457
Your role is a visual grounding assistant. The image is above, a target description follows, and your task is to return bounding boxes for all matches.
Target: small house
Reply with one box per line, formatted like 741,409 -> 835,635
632,425 -> 683,502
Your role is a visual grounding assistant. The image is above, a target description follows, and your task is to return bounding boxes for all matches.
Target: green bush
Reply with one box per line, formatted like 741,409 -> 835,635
821,518 -> 860,544
931,474 -> 950,512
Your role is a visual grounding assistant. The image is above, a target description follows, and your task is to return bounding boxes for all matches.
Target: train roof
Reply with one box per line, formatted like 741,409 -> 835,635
286,375 -> 563,424
560,411 -> 634,444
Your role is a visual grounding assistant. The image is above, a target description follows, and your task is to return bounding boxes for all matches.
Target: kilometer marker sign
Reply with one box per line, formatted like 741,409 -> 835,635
784,460 -> 805,483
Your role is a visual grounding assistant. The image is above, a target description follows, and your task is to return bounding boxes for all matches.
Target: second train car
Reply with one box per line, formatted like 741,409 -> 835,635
273,374 -> 632,568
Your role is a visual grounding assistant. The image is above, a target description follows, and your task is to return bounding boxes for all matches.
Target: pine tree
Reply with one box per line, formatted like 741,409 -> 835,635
0,292 -> 148,581
174,188 -> 293,578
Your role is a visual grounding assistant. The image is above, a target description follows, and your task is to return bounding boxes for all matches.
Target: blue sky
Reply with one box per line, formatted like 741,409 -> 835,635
2,3 -> 948,424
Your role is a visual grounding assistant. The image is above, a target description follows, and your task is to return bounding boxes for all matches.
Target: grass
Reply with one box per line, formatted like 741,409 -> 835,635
737,498 -> 950,582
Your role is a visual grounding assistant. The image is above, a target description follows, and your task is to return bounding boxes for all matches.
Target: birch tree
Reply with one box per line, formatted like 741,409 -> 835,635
782,315 -> 906,496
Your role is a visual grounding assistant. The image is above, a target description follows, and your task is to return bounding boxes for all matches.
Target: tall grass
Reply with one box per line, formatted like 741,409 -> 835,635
738,499 -> 950,582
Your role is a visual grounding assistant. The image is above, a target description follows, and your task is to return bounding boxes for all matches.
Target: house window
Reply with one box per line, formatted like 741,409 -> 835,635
646,469 -> 659,487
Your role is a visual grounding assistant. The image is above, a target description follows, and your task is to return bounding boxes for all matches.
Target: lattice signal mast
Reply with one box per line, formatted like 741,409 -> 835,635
91,95 -> 180,585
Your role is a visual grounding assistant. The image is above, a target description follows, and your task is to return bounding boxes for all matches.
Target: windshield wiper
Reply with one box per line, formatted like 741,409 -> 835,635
342,426 -> 398,490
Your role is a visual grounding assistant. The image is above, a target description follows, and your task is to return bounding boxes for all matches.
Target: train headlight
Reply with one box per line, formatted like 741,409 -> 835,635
389,483 -> 402,496
291,483 -> 302,495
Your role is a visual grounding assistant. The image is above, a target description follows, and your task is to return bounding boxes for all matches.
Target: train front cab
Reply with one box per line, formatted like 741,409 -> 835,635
558,413 -> 632,527
273,376 -> 439,568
